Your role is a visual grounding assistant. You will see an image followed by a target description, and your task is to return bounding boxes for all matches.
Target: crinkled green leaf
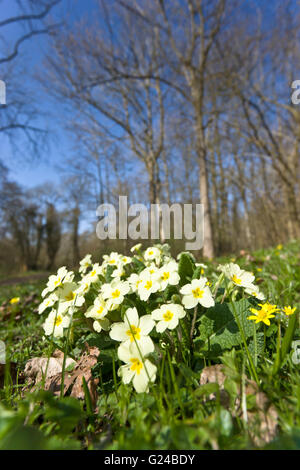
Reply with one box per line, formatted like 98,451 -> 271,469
195,299 -> 254,357
178,253 -> 195,285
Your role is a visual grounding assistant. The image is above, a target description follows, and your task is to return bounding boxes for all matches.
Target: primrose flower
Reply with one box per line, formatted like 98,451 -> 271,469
137,270 -> 160,301
245,285 -> 265,301
145,264 -> 160,277
117,341 -> 157,393
130,243 -> 142,253
103,252 -> 121,267
180,278 -> 215,309
282,306 -> 297,316
79,254 -> 92,274
151,303 -> 186,333
92,318 -> 110,333
248,302 -> 279,325
84,263 -> 103,283
42,267 -> 74,297
110,307 -> 155,351
76,279 -> 92,296
219,263 -> 255,289
158,261 -> 180,290
85,296 -> 110,332
120,255 -> 132,265
144,246 -> 161,265
127,273 -> 143,293
56,282 -> 85,314
9,297 -> 20,305
101,279 -> 130,309
43,310 -> 71,338
38,292 -> 58,314
85,296 -> 109,320
84,297 -> 111,332
111,264 -> 126,279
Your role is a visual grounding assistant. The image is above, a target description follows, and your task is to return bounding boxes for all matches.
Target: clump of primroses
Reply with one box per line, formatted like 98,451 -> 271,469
38,244 -> 295,393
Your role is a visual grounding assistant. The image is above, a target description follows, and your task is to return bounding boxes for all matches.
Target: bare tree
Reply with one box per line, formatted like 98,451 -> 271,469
45,203 -> 61,270
218,3 -> 300,240
0,0 -> 61,64
44,9 -> 167,207
0,0 -> 61,155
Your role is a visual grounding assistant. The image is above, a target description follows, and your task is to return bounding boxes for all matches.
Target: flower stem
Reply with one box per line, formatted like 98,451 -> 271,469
253,322 -> 257,368
230,298 -> 259,385
190,306 -> 198,346
60,296 -> 77,398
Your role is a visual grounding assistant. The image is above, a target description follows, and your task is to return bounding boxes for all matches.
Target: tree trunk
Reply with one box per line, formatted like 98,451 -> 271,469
195,113 -> 214,259
71,207 -> 80,267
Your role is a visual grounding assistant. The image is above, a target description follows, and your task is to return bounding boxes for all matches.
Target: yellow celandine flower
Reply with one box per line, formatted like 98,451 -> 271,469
248,309 -> 275,325
9,297 -> 20,304
248,302 -> 279,326
276,244 -> 283,250
282,306 -> 296,316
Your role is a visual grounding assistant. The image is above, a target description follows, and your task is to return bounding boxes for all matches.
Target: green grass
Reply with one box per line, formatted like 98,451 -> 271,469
0,241 -> 299,450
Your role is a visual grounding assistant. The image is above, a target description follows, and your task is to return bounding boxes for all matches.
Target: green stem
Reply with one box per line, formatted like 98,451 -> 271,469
60,296 -> 77,398
253,322 -> 257,368
167,350 -> 184,415
213,273 -> 224,298
230,298 -> 259,385
272,312 -> 298,375
190,306 -> 198,346
272,317 -> 281,376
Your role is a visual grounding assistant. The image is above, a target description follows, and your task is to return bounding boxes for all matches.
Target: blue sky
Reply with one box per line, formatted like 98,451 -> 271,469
1,0 -> 297,192
1,0 -> 99,189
